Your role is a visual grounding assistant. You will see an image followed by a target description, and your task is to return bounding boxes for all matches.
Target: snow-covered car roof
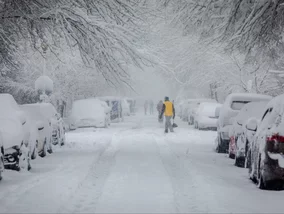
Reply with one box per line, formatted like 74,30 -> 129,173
197,102 -> 222,117
0,93 -> 20,113
37,103 -> 57,119
186,98 -> 217,104
98,96 -> 122,101
224,93 -> 272,105
20,104 -> 45,122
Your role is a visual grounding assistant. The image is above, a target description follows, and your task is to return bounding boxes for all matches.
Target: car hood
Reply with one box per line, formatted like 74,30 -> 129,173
0,118 -> 24,148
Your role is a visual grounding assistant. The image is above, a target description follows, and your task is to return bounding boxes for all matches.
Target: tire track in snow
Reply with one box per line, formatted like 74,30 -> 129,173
58,130 -> 128,213
152,130 -> 227,213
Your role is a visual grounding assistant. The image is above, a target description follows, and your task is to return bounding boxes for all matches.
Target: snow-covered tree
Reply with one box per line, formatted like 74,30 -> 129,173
0,0 -> 153,84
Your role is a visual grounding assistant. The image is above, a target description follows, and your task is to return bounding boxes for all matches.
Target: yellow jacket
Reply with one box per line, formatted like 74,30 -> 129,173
161,101 -> 175,117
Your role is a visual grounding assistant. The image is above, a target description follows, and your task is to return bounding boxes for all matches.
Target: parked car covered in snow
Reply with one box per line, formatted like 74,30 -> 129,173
188,99 -> 217,125
246,94 -> 284,189
179,100 -> 191,121
20,104 -> 52,157
216,93 -> 272,153
194,102 -> 222,130
228,101 -> 270,162
0,94 -> 39,170
70,98 -> 110,129
98,96 -> 123,122
38,103 -> 61,153
0,115 -> 30,171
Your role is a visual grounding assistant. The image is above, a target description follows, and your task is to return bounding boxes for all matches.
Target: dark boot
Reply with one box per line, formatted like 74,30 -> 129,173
165,129 -> 168,133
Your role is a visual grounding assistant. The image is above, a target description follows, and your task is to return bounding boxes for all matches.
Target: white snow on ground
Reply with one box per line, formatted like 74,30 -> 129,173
1,111 -> 284,213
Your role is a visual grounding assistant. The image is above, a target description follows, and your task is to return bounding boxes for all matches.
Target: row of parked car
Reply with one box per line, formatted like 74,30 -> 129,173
178,92 -> 284,190
0,94 -> 65,181
177,98 -> 221,131
67,96 -> 136,130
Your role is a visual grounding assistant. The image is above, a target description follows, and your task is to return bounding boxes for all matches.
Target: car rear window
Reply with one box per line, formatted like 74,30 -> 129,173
231,101 -> 250,110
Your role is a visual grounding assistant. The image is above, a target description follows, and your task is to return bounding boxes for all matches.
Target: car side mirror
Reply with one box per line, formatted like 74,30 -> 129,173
16,111 -> 27,125
36,121 -> 45,131
246,118 -> 258,132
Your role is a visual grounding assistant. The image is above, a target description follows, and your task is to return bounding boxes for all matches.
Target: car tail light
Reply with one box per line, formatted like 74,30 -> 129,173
266,134 -> 284,153
266,134 -> 284,143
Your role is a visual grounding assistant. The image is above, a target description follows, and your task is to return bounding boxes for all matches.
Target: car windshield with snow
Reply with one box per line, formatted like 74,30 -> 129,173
70,98 -> 109,129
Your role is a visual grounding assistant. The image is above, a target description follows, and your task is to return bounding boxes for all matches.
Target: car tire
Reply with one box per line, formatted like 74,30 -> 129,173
235,156 -> 244,167
60,138 -> 65,146
248,150 -> 257,182
0,156 -> 4,181
40,140 -> 47,158
257,155 -> 266,190
217,134 -> 226,153
47,143 -> 53,154
258,172 -> 266,190
27,153 -> 31,171
229,152 -> 235,159
31,141 -> 38,160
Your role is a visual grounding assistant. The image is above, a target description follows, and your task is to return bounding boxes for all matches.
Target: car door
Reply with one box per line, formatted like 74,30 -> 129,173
253,108 -> 273,171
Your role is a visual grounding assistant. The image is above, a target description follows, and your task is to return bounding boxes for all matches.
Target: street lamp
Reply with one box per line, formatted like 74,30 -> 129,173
35,75 -> 53,103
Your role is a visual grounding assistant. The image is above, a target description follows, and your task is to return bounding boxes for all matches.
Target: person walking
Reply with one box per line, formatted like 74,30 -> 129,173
157,100 -> 164,123
144,100 -> 149,115
159,96 -> 175,133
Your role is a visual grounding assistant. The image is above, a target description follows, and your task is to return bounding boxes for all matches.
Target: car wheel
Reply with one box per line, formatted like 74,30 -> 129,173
235,156 -> 244,167
40,140 -> 47,158
257,155 -> 266,190
60,138 -> 65,146
229,152 -> 235,159
248,150 -> 256,182
216,134 -> 221,153
217,134 -> 226,153
245,148 -> 251,169
47,143 -> 53,154
27,153 -> 31,171
0,156 -> 4,181
31,141 -> 38,160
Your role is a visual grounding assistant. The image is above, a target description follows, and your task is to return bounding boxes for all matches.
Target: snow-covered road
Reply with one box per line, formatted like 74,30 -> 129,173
1,113 -> 284,213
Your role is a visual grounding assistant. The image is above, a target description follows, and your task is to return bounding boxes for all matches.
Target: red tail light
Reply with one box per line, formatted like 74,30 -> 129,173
267,134 -> 284,143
